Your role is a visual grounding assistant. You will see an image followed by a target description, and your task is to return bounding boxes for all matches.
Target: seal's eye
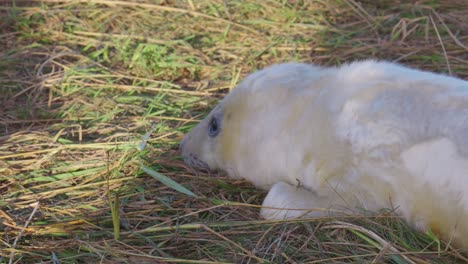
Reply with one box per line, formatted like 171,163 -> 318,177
208,116 -> 220,137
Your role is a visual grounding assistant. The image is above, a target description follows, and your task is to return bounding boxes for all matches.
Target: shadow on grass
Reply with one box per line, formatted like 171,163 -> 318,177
1,0 -> 60,136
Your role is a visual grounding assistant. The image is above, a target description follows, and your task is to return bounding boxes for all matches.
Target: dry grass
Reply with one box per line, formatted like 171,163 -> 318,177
1,0 -> 468,263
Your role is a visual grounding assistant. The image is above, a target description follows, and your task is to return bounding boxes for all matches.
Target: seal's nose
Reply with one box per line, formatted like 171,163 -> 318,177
179,134 -> 189,152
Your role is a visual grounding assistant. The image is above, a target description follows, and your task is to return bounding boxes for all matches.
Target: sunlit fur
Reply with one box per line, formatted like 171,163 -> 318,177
180,60 -> 468,252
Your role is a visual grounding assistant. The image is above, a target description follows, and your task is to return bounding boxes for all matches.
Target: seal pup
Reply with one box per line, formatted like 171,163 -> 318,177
180,60 -> 468,251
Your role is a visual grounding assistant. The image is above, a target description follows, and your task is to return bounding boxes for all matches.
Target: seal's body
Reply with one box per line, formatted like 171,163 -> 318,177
180,60 -> 468,251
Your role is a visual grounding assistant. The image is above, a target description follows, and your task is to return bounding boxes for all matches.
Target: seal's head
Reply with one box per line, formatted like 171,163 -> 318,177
179,103 -> 225,170
179,78 -> 252,175
180,62 -> 328,187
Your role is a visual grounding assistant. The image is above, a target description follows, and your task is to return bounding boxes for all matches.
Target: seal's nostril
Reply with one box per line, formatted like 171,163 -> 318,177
180,135 -> 188,151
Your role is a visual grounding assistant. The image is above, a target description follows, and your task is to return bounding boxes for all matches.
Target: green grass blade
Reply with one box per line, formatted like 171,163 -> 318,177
141,165 -> 198,198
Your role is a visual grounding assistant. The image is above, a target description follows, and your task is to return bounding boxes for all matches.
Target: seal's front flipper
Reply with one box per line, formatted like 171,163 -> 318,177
260,181 -> 349,220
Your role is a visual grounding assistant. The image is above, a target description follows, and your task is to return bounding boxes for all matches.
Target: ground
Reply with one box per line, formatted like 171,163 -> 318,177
1,0 -> 468,263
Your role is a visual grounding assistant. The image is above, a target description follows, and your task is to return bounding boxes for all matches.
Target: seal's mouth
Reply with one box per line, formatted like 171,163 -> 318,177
183,152 -> 210,170
180,132 -> 218,172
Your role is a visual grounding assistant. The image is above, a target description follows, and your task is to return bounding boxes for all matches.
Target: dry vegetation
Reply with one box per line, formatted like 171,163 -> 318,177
1,0 -> 468,263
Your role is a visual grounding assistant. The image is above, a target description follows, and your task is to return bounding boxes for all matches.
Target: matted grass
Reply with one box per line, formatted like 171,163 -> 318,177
1,0 -> 468,263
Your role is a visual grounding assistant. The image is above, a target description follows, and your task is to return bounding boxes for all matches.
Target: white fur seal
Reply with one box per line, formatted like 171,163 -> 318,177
180,60 -> 468,252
